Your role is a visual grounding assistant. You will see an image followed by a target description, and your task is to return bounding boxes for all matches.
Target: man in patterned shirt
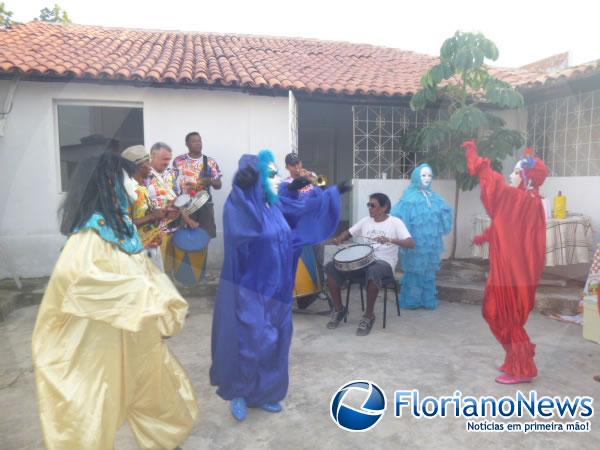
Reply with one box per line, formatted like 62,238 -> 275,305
172,132 -> 222,238
122,145 -> 167,270
147,142 -> 180,273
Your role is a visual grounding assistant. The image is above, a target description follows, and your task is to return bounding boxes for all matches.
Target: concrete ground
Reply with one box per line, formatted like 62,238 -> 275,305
1,288 -> 599,449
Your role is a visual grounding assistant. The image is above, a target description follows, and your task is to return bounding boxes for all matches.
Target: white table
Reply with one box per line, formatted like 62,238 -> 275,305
472,213 -> 595,266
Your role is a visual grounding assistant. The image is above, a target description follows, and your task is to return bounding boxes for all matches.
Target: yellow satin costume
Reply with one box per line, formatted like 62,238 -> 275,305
32,229 -> 199,450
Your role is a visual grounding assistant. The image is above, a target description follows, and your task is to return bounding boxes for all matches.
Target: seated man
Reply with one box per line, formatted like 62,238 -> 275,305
326,193 -> 415,336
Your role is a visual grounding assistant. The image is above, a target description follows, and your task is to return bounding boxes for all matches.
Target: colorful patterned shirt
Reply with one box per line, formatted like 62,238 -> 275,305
130,185 -> 161,248
146,167 -> 178,209
172,153 -> 222,195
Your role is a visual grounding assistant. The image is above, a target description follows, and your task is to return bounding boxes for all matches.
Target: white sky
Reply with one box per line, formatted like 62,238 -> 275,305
11,0 -> 600,68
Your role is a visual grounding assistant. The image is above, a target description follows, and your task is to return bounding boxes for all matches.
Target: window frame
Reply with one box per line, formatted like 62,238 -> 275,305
53,99 -> 144,194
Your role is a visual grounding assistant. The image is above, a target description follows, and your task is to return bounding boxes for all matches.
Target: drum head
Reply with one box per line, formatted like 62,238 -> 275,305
174,194 -> 191,208
334,244 -> 372,262
187,191 -> 210,214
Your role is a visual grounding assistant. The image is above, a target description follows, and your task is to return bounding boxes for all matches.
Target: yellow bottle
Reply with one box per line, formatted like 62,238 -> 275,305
553,191 -> 567,219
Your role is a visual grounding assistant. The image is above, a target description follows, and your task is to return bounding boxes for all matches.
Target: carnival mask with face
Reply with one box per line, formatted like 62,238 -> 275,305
509,160 -> 524,188
257,150 -> 281,205
267,162 -> 281,195
420,166 -> 433,188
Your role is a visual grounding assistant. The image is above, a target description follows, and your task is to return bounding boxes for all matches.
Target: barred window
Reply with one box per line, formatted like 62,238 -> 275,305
527,90 -> 600,176
352,105 -> 440,179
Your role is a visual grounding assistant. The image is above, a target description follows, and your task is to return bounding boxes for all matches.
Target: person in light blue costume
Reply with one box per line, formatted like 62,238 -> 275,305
391,163 -> 453,309
210,150 -> 344,422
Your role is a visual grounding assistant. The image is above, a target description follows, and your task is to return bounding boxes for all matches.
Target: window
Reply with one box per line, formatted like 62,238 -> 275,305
57,103 -> 144,191
352,105 -> 439,179
527,90 -> 600,176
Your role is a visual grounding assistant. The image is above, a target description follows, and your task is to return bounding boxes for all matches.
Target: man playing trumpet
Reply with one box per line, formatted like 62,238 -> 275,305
281,152 -> 327,310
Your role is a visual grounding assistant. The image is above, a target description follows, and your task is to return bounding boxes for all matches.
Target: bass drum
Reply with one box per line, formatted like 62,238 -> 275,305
294,245 -> 322,299
172,227 -> 211,285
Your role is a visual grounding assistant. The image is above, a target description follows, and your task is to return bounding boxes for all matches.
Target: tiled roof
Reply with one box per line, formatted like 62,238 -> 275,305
520,52 -> 569,72
1,21 -> 599,97
513,59 -> 600,90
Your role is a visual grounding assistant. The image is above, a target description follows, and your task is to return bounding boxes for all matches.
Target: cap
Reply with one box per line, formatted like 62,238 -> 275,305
121,145 -> 149,164
285,152 -> 301,166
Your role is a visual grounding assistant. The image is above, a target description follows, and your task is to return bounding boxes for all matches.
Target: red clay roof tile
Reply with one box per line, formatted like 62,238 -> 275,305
1,21 -> 598,96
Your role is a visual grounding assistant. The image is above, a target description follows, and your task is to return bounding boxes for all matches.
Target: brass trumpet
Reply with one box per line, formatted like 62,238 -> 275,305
299,168 -> 328,187
315,174 -> 328,187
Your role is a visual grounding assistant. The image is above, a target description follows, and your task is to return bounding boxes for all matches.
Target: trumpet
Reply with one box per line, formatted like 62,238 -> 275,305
315,174 -> 328,187
299,168 -> 328,187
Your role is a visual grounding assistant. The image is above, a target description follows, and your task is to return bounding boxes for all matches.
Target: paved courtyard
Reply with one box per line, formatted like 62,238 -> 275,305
1,290 -> 599,449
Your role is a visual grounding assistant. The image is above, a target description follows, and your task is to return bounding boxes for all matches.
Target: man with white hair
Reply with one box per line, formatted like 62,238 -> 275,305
147,142 -> 180,272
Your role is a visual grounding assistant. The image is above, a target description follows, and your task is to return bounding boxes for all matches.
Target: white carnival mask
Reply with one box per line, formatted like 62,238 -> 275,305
509,161 -> 523,188
122,169 -> 139,203
420,166 -> 433,188
267,162 -> 281,195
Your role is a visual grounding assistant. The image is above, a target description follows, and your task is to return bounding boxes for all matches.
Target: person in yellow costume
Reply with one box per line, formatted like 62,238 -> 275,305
32,152 -> 198,450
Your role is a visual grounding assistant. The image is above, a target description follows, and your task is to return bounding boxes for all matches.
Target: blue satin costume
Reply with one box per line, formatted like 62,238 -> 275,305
391,164 -> 453,309
210,151 -> 340,406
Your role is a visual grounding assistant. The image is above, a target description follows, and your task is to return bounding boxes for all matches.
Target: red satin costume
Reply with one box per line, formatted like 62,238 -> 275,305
464,140 -> 548,378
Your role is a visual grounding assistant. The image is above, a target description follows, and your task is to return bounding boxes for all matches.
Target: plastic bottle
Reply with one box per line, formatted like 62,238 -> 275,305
553,191 -> 567,219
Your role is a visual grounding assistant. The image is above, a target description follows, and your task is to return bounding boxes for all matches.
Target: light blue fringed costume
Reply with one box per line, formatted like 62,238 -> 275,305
391,164 -> 453,309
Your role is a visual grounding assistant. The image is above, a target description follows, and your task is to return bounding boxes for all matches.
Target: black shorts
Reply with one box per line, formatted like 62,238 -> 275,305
325,259 -> 394,289
191,202 -> 217,238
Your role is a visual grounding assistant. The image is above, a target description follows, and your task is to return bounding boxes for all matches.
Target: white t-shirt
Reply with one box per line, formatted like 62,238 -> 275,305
348,215 -> 412,270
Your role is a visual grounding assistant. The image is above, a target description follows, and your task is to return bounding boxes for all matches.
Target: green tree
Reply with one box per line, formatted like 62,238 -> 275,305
38,4 -> 71,23
406,31 -> 525,259
0,2 -> 14,27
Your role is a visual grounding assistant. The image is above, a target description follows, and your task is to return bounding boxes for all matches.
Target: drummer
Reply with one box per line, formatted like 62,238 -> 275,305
147,142 -> 180,273
121,145 -> 167,269
173,132 -> 222,239
326,193 -> 415,336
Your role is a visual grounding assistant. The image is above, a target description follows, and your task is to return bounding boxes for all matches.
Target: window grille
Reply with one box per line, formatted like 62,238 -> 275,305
352,105 -> 439,179
527,90 -> 600,176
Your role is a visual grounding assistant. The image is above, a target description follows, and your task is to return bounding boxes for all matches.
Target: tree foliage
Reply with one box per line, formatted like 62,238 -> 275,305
0,2 -> 14,27
0,3 -> 72,27
38,4 -> 71,23
405,32 -> 526,257
405,31 -> 525,191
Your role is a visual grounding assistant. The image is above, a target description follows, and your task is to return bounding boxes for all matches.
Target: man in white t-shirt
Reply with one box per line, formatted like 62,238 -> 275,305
326,193 -> 415,336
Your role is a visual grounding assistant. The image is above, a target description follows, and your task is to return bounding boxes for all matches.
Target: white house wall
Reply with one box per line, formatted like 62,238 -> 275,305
0,80 -> 289,277
351,179 -> 485,259
1,80 -> 599,278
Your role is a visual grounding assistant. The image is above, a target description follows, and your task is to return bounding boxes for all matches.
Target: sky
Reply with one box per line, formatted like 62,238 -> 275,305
10,0 -> 600,68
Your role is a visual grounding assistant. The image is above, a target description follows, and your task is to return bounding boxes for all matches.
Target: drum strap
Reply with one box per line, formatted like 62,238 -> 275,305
199,154 -> 216,238
202,154 -> 213,203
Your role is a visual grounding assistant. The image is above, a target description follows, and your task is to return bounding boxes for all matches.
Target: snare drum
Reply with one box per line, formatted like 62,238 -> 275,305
333,244 -> 375,272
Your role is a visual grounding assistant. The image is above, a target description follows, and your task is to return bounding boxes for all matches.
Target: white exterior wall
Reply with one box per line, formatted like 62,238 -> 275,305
1,81 -> 599,279
0,80 -> 289,277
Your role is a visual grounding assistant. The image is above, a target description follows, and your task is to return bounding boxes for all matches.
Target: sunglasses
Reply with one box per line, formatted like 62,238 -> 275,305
366,202 -> 379,208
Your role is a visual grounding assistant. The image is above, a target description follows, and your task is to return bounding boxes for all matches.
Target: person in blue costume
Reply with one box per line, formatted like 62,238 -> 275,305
210,149 -> 345,422
391,163 -> 453,310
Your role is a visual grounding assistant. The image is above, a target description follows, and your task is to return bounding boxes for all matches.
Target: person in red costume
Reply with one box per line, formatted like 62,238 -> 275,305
463,140 -> 548,385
